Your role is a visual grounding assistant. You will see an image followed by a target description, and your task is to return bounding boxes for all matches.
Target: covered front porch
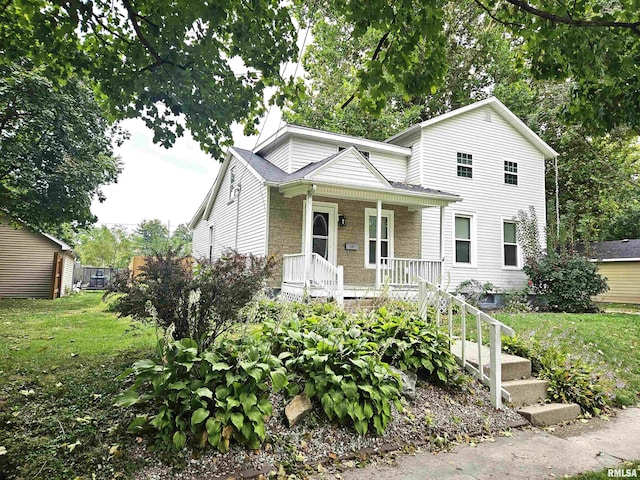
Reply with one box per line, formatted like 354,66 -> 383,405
275,180 -> 458,304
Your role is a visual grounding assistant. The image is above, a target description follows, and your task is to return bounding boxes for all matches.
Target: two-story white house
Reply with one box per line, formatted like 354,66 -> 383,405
189,97 -> 557,303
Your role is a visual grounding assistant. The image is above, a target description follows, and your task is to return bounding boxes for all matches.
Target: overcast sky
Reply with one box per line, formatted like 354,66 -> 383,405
90,107 -> 283,233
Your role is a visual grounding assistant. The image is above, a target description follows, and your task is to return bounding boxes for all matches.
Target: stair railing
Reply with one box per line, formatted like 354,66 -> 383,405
417,276 -> 515,409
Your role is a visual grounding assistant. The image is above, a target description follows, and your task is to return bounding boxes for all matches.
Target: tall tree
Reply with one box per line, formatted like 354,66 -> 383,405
286,3 -> 640,245
0,63 -> 122,231
134,219 -> 171,256
171,224 -> 193,256
75,226 -> 135,268
1,1 -> 639,154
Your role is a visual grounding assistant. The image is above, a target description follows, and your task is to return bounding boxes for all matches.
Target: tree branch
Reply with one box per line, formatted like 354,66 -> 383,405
341,30 -> 391,109
121,0 -> 166,65
504,0 -> 640,36
473,0 -> 522,28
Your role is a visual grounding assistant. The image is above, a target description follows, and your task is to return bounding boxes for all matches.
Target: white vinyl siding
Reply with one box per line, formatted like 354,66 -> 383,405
61,255 -> 74,295
290,137 -> 336,172
263,139 -> 291,172
289,137 -> 408,181
191,156 -> 268,261
310,152 -> 387,188
419,105 -> 546,290
368,151 -> 407,182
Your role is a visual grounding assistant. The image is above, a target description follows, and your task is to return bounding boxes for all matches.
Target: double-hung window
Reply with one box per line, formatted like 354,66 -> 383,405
503,221 -> 518,267
504,161 -> 518,185
364,208 -> 394,267
457,152 -> 473,178
454,215 -> 472,264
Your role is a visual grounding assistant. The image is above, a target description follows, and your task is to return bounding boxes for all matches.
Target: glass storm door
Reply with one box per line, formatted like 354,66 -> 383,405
312,211 -> 330,260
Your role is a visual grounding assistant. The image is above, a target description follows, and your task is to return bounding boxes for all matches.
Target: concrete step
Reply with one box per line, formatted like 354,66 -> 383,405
502,378 -> 549,407
451,340 -> 532,381
517,403 -> 581,426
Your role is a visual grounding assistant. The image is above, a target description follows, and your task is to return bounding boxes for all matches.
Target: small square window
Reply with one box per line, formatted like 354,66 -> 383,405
457,152 -> 473,178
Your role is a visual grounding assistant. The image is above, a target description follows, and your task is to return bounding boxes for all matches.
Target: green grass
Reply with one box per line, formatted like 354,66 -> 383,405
566,461 -> 640,479
0,291 -> 156,377
495,311 -> 640,407
0,292 -> 157,479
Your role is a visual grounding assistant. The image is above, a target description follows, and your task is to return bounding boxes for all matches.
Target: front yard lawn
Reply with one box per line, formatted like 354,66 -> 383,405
0,292 -> 156,479
495,311 -> 640,407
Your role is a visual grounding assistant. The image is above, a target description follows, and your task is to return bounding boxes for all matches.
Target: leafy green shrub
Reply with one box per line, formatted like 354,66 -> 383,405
105,249 -> 275,349
362,306 -> 460,385
116,335 -> 286,451
523,252 -> 608,313
502,335 -> 609,414
262,315 -> 402,436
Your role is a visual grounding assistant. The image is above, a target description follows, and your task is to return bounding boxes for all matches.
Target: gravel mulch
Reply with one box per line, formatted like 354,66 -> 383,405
132,379 -> 525,480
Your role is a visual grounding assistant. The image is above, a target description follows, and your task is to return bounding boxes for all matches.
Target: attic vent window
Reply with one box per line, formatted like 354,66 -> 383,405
338,146 -> 370,159
456,152 -> 473,178
484,111 -> 492,122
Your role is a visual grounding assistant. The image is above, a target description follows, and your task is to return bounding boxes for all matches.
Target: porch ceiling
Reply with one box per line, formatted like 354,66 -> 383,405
277,181 -> 460,208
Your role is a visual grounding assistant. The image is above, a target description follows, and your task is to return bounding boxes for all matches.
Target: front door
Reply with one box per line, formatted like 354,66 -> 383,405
303,202 -> 338,265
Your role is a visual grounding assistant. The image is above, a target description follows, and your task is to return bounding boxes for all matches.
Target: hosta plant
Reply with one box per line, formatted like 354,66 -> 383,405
116,336 -> 288,451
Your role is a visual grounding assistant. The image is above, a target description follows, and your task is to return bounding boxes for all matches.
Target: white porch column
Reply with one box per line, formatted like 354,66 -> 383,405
439,205 -> 445,286
439,205 -> 445,261
304,186 -> 315,287
375,199 -> 382,289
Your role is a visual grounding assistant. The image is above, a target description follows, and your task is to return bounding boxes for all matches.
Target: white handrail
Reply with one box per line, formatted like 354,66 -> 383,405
381,258 -> 442,286
282,253 -> 344,306
416,276 -> 515,409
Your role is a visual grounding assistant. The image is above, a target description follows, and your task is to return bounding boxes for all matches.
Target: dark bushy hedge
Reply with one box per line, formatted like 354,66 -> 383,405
524,252 -> 608,313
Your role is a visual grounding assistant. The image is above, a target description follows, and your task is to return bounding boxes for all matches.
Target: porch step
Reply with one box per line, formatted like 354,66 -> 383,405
502,378 -> 550,407
451,340 -> 532,381
517,403 -> 581,427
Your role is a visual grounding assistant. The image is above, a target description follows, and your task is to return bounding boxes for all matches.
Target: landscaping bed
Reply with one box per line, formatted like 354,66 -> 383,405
131,379 -> 522,479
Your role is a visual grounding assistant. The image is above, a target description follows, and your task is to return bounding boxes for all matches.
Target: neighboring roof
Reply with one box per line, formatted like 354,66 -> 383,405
42,232 -> 72,251
580,239 -> 640,262
385,97 -> 559,159
254,124 -> 412,158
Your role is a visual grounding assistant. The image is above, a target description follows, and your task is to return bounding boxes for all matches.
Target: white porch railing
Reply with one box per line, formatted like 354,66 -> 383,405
416,276 -> 515,409
380,258 -> 441,286
282,253 -> 344,306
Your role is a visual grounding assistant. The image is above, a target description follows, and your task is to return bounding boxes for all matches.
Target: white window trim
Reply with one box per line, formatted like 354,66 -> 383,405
208,223 -> 214,262
502,218 -> 521,270
504,160 -> 518,186
452,211 -> 477,268
364,207 -> 394,269
301,201 -> 339,265
456,152 -> 473,179
228,165 -> 239,203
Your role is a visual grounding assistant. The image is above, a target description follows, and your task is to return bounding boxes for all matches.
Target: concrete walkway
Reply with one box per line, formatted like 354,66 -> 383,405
336,408 -> 640,480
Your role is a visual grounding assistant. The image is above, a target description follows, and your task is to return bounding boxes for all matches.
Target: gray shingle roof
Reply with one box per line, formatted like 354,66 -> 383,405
232,147 -> 288,183
232,147 -> 459,199
582,239 -> 640,260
